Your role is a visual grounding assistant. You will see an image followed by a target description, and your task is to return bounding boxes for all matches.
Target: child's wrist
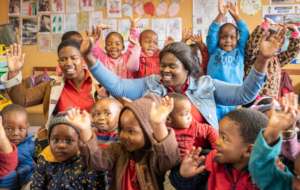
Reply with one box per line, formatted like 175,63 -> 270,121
263,127 -> 281,145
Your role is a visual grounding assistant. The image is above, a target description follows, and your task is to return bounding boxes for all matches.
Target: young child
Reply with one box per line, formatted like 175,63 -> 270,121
170,108 -> 269,190
167,93 -> 218,159
0,104 -> 34,190
206,0 -> 249,120
91,19 -> 141,78
245,19 -> 300,98
66,94 -> 179,189
249,93 -> 299,190
31,113 -> 106,190
91,97 -> 123,148
133,29 -> 160,78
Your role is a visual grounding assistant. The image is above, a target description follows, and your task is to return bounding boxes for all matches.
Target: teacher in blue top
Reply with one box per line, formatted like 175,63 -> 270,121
82,29 -> 284,129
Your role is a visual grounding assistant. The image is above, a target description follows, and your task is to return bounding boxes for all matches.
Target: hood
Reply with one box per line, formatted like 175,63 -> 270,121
121,93 -> 162,146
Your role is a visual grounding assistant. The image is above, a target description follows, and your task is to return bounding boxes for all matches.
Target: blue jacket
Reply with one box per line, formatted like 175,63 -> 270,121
90,60 -> 266,129
249,130 -> 293,190
0,134 -> 35,189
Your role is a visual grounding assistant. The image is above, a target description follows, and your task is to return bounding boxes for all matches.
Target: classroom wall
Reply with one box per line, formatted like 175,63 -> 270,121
2,0 -> 300,86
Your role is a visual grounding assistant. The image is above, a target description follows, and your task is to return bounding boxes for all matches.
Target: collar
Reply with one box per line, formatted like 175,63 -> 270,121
141,50 -> 160,58
166,78 -> 190,93
40,145 -> 80,163
64,69 -> 91,87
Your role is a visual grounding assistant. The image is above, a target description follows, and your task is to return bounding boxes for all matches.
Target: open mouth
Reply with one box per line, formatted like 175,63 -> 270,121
162,73 -> 173,81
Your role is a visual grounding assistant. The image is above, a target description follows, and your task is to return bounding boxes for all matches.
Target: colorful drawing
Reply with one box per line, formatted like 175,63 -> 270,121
9,0 -> 21,15
51,14 -> 64,33
107,0 -> 122,18
22,17 -> 38,45
51,0 -> 64,12
39,14 -> 51,32
38,0 -> 50,13
21,0 -> 37,16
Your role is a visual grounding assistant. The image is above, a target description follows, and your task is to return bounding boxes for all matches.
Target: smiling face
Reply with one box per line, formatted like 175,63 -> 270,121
219,24 -> 238,52
50,124 -> 79,162
140,31 -> 158,56
215,117 -> 250,169
3,111 -> 29,145
105,33 -> 124,59
119,109 -> 145,152
58,46 -> 84,80
160,52 -> 189,88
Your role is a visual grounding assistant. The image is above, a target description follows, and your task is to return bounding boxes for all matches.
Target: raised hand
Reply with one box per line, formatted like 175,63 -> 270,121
191,34 -> 203,45
66,108 -> 93,142
164,36 -> 175,46
128,35 -> 139,46
182,28 -> 192,42
179,147 -> 206,178
7,43 -> 25,73
218,0 -> 228,15
228,1 -> 240,20
130,16 -> 141,29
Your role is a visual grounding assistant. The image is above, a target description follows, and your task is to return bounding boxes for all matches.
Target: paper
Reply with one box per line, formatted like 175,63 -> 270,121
137,18 -> 150,31
39,14 -> 51,32
9,0 -> 21,16
94,0 -> 106,9
9,16 -> 21,33
134,1 -> 144,16
122,3 -> 133,17
107,0 -> 122,18
51,33 -> 62,52
51,14 -> 64,33
22,17 -> 38,45
118,19 -> 131,40
166,18 -> 182,41
21,0 -> 37,16
168,1 -> 180,17
80,0 -> 94,11
270,0 -> 295,4
151,19 -> 167,42
102,19 -> 118,37
240,0 -> 262,15
51,0 -> 64,12
64,14 -> 78,32
89,11 -> 103,30
263,5 -> 295,15
156,1 -> 168,16
38,34 -> 51,52
38,0 -> 51,13
77,12 -> 89,32
65,0 -> 79,13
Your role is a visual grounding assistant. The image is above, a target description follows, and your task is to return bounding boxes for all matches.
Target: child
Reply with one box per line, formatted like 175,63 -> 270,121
133,29 -> 160,78
91,97 -> 123,148
167,93 -> 218,159
66,94 -> 179,189
31,113 -> 106,190
0,104 -> 34,189
206,0 -> 249,120
170,108 -> 269,190
91,19 -> 141,78
245,19 -> 300,98
249,93 -> 299,190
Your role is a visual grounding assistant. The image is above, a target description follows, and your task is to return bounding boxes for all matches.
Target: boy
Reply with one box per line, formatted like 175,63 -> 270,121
170,108 -> 269,190
0,104 -> 34,189
168,93 -> 218,159
31,113 -> 106,190
249,92 -> 300,190
91,97 -> 123,148
66,94 -> 179,189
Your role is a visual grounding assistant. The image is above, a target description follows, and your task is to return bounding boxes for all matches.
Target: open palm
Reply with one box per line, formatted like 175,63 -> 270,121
180,147 -> 206,178
7,44 -> 25,72
66,109 -> 91,131
150,96 -> 174,125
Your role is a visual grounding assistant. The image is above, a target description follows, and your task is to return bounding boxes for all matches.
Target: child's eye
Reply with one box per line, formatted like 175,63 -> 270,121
65,139 -> 73,144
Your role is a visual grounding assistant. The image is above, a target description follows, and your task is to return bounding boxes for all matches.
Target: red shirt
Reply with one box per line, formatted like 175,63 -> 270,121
0,144 -> 18,177
121,159 -> 140,190
172,120 -> 218,159
133,51 -> 160,78
205,150 -> 258,190
56,71 -> 94,112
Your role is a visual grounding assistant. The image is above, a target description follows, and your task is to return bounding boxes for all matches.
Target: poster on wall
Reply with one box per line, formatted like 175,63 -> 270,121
22,17 -> 38,45
80,0 -> 94,11
22,0 -> 37,16
136,19 -> 149,31
166,18 -> 182,41
118,19 -> 131,40
270,0 -> 296,4
9,17 -> 21,33
95,0 -> 106,9
38,34 -> 51,51
151,19 -> 167,48
38,0 -> 51,13
51,14 -> 64,33
51,0 -> 64,13
240,0 -> 262,15
77,12 -> 89,32
107,0 -> 122,18
102,19 -> 118,37
9,0 -> 21,16
89,11 -> 103,30
65,0 -> 79,13
39,14 -> 51,32
262,4 -> 295,15
65,14 -> 78,32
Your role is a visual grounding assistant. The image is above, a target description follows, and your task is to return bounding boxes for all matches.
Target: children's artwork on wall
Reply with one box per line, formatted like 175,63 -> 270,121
166,17 -> 182,41
80,0 -> 94,11
240,0 -> 262,15
118,19 -> 131,40
107,0 -> 122,18
94,0 -> 106,9
77,12 -> 89,32
64,14 -> 78,31
51,0 -> 64,13
65,0 -> 79,13
151,18 -> 167,48
156,1 -> 168,16
9,0 -> 21,16
134,1 -> 144,16
270,0 -> 296,4
137,18 -> 149,31
168,0 -> 180,17
38,0 -> 51,13
22,17 -> 38,45
102,19 -> 118,37
89,11 -> 103,30
50,33 -> 62,52
9,17 -> 21,33
122,3 -> 133,17
39,14 -> 51,32
38,33 -> 51,51
143,1 -> 155,16
22,0 -> 37,16
263,4 -> 295,15
51,14 -> 64,33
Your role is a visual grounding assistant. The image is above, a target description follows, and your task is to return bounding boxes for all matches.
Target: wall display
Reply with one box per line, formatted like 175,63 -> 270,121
51,14 -> 64,33
22,17 -> 38,44
22,0 -> 37,16
65,0 -> 79,13
39,14 -> 51,32
9,0 -> 21,16
240,0 -> 262,15
38,0 -> 51,13
51,0 -> 64,13
107,0 -> 122,18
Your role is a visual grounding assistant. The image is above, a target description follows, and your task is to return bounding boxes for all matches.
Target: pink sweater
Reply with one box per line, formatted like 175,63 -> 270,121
92,28 -> 141,78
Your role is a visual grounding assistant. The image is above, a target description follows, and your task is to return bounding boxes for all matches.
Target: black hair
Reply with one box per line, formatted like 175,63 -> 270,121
61,31 -> 82,43
105,31 -> 124,49
57,39 -> 81,54
218,23 -> 239,38
225,108 -> 268,144
1,104 -> 27,118
159,42 -> 200,77
139,29 -> 157,44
